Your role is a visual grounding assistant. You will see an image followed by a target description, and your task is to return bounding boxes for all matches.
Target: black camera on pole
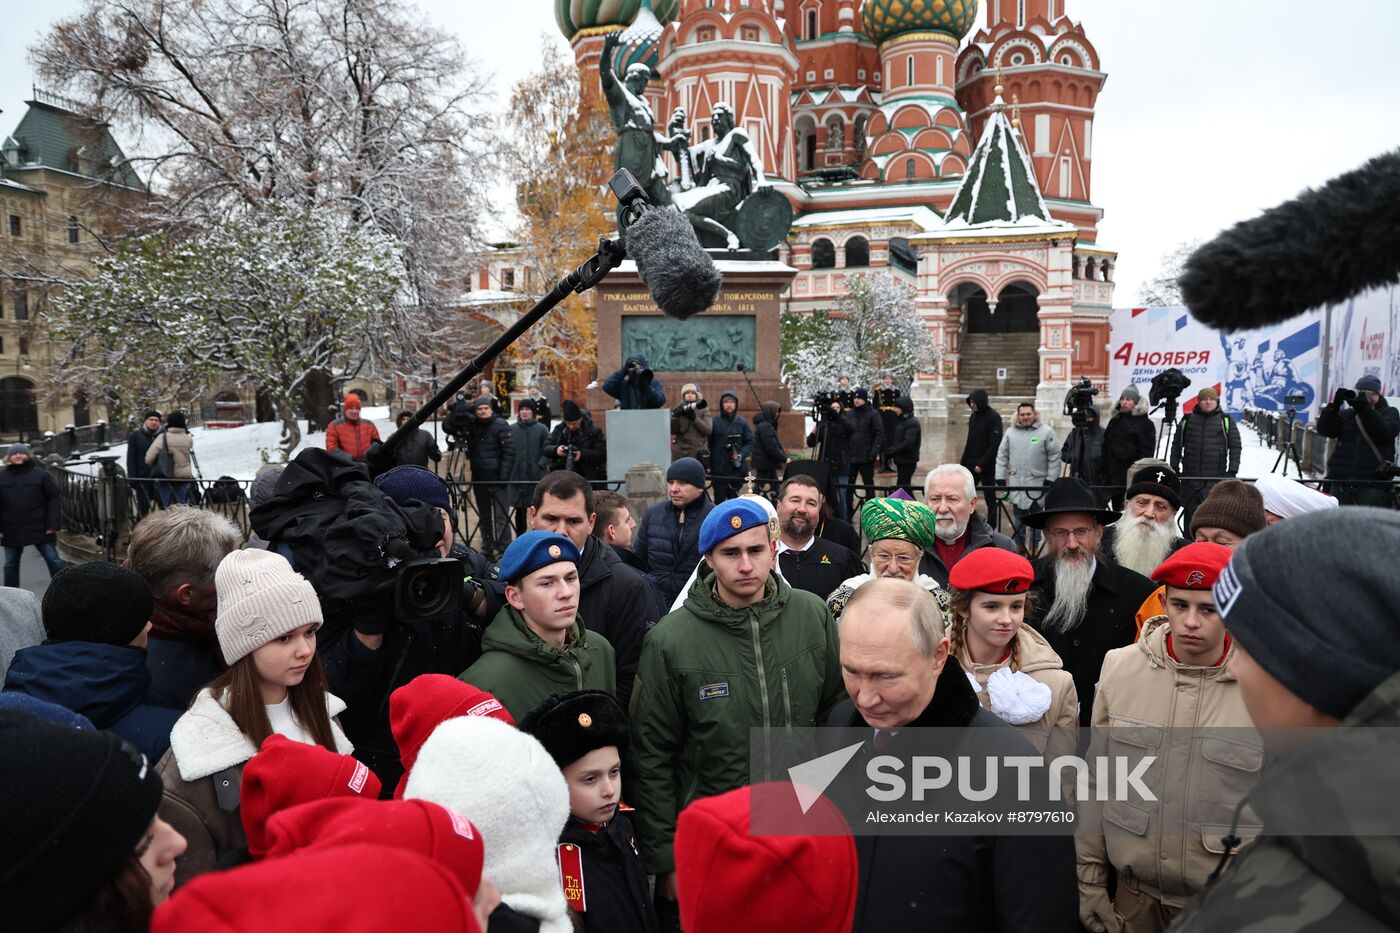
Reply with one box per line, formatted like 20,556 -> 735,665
1063,377 -> 1099,429
1149,367 -> 1192,407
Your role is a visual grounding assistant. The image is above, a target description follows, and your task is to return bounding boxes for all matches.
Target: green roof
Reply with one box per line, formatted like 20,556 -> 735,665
1,99 -> 142,190
943,102 -> 1049,227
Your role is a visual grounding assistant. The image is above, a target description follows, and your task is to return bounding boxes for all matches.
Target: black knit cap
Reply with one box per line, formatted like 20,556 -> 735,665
518,690 -> 628,769
1125,465 -> 1181,511
43,562 -> 155,646
1213,508 -> 1400,720
0,709 -> 165,930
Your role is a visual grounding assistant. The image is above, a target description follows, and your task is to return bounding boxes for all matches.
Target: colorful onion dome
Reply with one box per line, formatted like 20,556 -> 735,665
861,0 -> 979,45
556,0 -> 679,43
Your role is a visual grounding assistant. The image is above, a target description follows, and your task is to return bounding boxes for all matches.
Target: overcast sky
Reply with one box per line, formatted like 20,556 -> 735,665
5,1 -> 1399,304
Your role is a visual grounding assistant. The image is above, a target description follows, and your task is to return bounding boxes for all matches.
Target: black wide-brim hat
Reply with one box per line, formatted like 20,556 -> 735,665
1021,477 -> 1121,529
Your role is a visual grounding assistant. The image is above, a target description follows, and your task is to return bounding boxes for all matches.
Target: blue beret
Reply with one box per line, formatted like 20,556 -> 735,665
699,499 -> 770,554
498,531 -> 580,585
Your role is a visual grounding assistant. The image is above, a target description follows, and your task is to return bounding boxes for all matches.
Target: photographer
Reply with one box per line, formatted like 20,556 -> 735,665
603,354 -> 666,410
544,400 -> 608,483
709,390 -> 753,502
1170,387 -> 1240,528
806,397 -> 856,518
1061,405 -> 1105,487
671,383 -> 713,463
1317,375 -> 1399,506
1102,386 -> 1155,507
443,393 -> 474,451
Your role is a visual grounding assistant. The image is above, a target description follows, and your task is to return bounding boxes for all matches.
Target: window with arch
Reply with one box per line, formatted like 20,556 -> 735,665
826,116 -> 843,150
806,9 -> 817,39
844,237 -> 870,268
811,238 -> 836,269
853,114 -> 868,158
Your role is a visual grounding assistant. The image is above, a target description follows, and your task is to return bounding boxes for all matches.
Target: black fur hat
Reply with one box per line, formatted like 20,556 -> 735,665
518,691 -> 628,769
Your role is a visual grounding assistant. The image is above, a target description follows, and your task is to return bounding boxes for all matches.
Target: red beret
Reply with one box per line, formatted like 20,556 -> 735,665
948,548 -> 1034,595
1151,542 -> 1234,590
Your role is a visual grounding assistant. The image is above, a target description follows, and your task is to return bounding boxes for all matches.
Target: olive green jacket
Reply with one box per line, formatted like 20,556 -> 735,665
459,606 -> 616,721
629,568 -> 846,873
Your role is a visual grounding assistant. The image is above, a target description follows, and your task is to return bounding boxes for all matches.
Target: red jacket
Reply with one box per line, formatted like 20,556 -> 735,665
325,417 -> 380,460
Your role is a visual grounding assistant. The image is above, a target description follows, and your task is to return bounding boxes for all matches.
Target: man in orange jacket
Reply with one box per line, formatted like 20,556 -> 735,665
326,394 -> 380,461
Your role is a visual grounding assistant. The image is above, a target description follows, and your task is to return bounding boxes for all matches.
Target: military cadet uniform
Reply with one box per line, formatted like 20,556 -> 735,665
876,382 -> 901,471
519,691 -> 659,933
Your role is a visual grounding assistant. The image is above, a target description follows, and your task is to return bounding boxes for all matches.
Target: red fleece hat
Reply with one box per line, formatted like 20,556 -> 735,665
391,674 -> 515,799
948,546 -> 1035,595
240,734 -> 381,858
263,797 -> 484,899
342,393 -> 362,410
1152,542 -> 1234,591
152,844 -> 479,933
676,783 -> 857,933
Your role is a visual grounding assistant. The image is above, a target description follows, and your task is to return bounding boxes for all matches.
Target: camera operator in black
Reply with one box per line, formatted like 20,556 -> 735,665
467,396 -> 515,561
545,401 -> 608,483
876,375 -> 901,471
708,391 -> 753,502
1102,386 -> 1156,507
603,354 -> 666,410
1060,403 -> 1105,487
846,387 -> 885,513
806,397 -> 856,519
670,383 -> 712,465
1317,375 -> 1399,506
443,393 -> 474,450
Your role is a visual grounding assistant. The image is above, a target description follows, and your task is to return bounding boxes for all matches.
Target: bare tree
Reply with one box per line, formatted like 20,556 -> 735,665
1138,239 -> 1202,308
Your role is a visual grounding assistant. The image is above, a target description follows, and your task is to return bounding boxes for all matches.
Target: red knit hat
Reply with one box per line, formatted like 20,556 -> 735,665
342,393 -> 362,410
676,783 -> 857,933
241,734 -> 382,858
1151,542 -> 1234,591
151,844 -> 480,933
263,797 -> 484,899
948,547 -> 1035,595
391,674 -> 515,799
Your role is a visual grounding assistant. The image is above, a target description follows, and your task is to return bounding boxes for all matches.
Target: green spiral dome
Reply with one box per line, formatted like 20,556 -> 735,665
555,0 -> 679,42
860,0 -> 979,45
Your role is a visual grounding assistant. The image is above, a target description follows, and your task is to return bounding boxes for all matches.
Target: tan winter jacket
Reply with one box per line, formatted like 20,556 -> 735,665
961,624 -> 1078,754
156,687 -> 352,886
1077,618 -> 1263,912
145,427 -> 195,479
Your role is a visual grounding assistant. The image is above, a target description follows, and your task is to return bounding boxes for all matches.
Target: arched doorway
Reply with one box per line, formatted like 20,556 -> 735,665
0,377 -> 38,436
951,281 -> 1042,396
966,281 -> 1040,333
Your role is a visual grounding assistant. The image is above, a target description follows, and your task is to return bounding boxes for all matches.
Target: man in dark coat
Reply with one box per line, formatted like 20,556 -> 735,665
1317,374 -> 1400,506
126,410 -> 163,516
391,410 -> 442,469
467,395 -> 516,560
1023,478 -> 1157,726
960,389 -> 1003,510
708,391 -> 753,503
918,463 -> 1017,587
1170,387 -> 1241,528
529,471 -> 659,709
0,444 -> 63,588
828,578 -> 1077,932
634,458 -> 715,609
774,474 -> 863,600
845,388 -> 884,513
806,401 -> 855,518
544,401 -> 608,484
1102,386 -> 1156,507
750,401 -> 788,494
603,354 -> 666,410
1061,404 -> 1106,487
884,395 -> 921,495
509,399 -> 550,536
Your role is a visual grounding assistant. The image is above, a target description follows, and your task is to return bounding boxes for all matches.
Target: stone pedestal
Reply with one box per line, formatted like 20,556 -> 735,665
911,377 -> 949,467
603,409 -> 672,484
624,461 -> 666,518
589,258 -> 802,452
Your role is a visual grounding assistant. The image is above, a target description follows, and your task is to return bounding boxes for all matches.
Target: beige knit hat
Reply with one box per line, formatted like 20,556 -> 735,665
214,550 -> 324,664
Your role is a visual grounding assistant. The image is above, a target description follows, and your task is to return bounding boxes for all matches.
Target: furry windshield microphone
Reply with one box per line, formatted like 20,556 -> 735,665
624,206 -> 724,320
1180,147 -> 1400,330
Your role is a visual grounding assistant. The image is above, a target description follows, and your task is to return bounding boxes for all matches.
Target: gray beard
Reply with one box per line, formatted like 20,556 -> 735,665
1111,514 -> 1178,578
935,517 -> 968,543
1041,553 -> 1096,634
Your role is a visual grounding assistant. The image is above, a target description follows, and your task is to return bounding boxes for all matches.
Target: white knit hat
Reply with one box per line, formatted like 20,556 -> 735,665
214,550 -> 323,664
405,716 -> 572,933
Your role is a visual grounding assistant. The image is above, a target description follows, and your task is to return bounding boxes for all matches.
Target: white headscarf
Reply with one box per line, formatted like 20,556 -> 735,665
1255,473 -> 1339,520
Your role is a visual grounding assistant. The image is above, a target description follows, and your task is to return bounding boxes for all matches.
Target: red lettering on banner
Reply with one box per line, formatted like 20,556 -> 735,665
1114,342 -> 1134,366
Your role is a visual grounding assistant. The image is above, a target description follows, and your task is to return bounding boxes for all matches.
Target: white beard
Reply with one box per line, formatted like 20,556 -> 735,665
935,516 -> 968,543
1111,513 -> 1178,578
1040,552 -> 1096,634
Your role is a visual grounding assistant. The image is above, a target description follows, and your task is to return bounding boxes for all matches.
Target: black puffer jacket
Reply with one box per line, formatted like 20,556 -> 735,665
846,402 -> 884,463
0,459 -> 60,547
1317,393 -> 1400,481
751,403 -> 787,472
807,411 -> 855,468
1102,400 -> 1156,487
960,389 -> 1004,480
467,412 -> 515,480
544,416 -> 607,482
885,396 -> 921,467
634,492 -> 714,616
1170,407 -> 1240,478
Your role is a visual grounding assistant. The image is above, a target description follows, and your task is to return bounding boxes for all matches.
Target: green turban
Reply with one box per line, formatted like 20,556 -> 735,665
859,498 -> 940,551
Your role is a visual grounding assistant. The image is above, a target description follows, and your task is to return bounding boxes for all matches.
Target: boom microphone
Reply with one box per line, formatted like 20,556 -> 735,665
624,205 -> 723,320
1180,147 -> 1400,330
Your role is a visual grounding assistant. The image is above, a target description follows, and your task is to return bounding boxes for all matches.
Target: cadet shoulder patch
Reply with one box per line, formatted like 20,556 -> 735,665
699,682 -> 730,701
559,843 -> 586,912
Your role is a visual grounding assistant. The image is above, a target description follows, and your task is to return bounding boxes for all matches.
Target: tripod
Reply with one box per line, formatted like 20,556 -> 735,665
1271,406 -> 1306,477
1152,397 -> 1181,462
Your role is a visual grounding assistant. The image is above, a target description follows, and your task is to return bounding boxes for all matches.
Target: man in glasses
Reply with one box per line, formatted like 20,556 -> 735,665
1023,477 -> 1156,726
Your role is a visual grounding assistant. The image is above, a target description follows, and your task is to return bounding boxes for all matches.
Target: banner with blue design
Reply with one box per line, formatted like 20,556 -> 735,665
1109,307 -> 1324,422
